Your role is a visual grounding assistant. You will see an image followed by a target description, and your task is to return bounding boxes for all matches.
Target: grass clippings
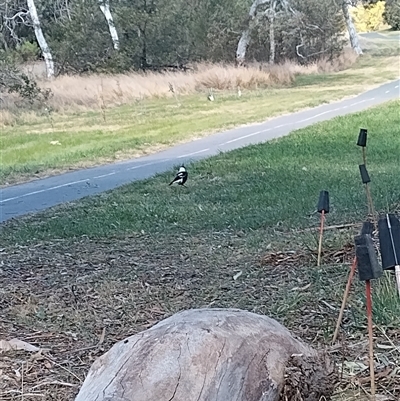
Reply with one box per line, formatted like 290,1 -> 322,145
0,231 -> 399,400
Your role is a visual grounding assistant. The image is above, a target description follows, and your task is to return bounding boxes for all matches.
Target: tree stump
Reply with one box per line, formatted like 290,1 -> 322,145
75,308 -> 336,401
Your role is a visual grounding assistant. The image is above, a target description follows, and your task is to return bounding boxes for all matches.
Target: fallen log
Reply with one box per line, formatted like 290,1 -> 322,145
75,308 -> 337,401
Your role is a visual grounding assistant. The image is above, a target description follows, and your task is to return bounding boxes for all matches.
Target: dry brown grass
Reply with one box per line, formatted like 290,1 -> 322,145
0,50 -> 359,126
315,49 -> 359,73
25,51 -> 357,112
0,110 -> 15,126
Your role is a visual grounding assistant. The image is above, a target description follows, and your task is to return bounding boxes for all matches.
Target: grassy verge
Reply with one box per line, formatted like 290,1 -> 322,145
1,102 -> 400,400
1,34 -> 399,186
2,100 -> 399,243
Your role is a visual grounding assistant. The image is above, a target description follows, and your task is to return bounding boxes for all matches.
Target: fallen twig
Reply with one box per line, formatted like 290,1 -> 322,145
43,356 -> 82,383
31,381 -> 78,390
298,223 -> 359,232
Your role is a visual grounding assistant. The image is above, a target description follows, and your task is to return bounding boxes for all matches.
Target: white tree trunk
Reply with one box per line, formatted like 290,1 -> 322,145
269,6 -> 276,64
99,0 -> 120,50
236,29 -> 251,65
342,0 -> 363,55
236,0 -> 270,65
27,0 -> 55,78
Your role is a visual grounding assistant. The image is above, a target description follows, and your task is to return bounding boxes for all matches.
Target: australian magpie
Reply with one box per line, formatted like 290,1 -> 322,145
169,165 -> 188,187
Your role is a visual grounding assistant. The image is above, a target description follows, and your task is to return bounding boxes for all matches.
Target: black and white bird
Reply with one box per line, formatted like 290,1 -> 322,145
169,165 -> 188,187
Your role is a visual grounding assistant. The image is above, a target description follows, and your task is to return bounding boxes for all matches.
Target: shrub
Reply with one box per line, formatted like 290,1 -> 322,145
0,55 -> 52,106
15,41 -> 41,63
384,0 -> 400,29
350,1 -> 386,32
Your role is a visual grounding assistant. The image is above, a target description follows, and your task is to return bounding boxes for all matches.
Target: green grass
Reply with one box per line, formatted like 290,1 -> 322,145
2,100 -> 399,244
371,271 -> 400,326
1,45 -> 399,185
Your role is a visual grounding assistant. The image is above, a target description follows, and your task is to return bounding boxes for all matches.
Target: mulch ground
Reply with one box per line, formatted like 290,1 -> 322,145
1,231 -> 399,400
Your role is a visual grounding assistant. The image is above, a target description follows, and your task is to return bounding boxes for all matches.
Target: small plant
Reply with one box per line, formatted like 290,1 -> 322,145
43,104 -> 54,128
15,41 -> 40,63
168,82 -> 181,106
372,271 -> 400,326
0,56 -> 52,106
8,74 -> 52,104
114,79 -> 123,100
99,79 -> 107,123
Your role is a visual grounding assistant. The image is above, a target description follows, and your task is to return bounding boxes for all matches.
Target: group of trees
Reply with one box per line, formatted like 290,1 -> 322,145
384,0 -> 400,30
0,0 -> 399,78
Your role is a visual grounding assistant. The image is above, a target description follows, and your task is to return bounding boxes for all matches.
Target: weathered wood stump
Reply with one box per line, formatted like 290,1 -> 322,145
75,308 -> 336,401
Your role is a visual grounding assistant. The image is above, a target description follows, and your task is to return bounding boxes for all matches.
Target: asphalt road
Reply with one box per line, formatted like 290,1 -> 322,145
1,79 -> 399,223
360,32 -> 400,41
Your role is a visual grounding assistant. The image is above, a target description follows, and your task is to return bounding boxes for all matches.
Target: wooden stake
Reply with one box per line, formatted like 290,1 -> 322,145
365,184 -> 377,229
317,210 -> 325,267
384,214 -> 400,297
395,265 -> 400,298
365,184 -> 372,215
365,280 -> 376,400
361,146 -> 376,229
332,257 -> 357,344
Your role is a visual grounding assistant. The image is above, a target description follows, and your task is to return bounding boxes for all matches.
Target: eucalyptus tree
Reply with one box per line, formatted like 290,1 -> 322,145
236,0 -> 346,65
341,0 -> 363,54
236,0 -> 271,65
286,0 -> 345,61
114,0 -> 247,69
26,0 -> 54,76
384,0 -> 400,29
0,0 -> 33,49
98,0 -> 119,50
0,0 -> 54,77
44,0 -> 120,73
0,0 -> 361,74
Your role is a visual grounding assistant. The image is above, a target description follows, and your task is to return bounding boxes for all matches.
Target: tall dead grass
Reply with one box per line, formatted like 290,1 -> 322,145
1,49 -> 358,122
